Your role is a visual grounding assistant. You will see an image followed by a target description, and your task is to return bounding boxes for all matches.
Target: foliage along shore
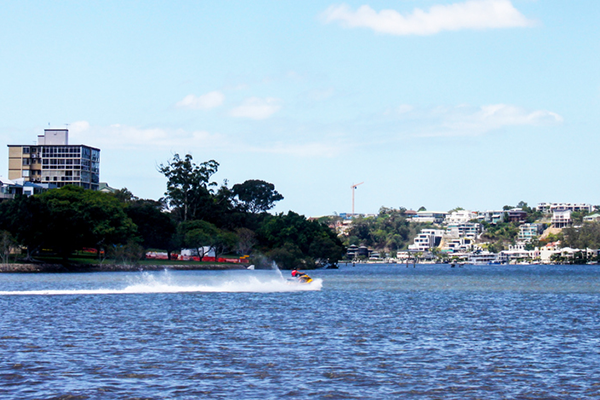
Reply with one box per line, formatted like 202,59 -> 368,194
0,153 -> 345,270
0,262 -> 247,273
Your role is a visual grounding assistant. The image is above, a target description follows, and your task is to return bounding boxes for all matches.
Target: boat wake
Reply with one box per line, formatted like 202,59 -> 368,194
0,271 -> 323,296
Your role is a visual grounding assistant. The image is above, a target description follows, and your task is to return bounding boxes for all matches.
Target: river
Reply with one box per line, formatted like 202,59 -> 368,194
1,264 -> 599,399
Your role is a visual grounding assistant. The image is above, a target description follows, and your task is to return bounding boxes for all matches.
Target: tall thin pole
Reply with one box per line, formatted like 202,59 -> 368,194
351,182 -> 364,215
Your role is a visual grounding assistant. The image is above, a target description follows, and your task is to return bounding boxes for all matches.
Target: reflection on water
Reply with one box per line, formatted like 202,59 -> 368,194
1,264 -> 600,399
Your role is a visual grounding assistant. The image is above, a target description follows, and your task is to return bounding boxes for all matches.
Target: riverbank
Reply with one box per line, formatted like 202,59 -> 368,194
0,263 -> 248,273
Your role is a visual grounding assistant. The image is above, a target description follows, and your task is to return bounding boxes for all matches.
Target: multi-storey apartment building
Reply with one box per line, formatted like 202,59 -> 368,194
518,223 -> 543,242
537,202 -> 592,213
408,229 -> 444,251
446,222 -> 482,240
552,210 -> 572,228
8,129 -> 100,190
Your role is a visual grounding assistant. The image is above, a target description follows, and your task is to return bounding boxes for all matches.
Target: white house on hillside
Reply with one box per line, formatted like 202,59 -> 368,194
478,210 -> 505,224
446,210 -> 477,224
552,210 -> 572,228
412,211 -> 447,224
408,229 -> 444,252
537,203 -> 592,213
518,223 -> 543,242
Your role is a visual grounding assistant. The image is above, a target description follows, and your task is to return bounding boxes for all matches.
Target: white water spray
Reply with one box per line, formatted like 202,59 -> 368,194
0,269 -> 322,296
271,261 -> 285,280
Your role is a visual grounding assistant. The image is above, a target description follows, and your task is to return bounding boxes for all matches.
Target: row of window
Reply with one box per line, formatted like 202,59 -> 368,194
44,176 -> 81,182
40,175 -> 98,183
21,146 -> 97,156
43,158 -> 81,166
42,147 -> 82,155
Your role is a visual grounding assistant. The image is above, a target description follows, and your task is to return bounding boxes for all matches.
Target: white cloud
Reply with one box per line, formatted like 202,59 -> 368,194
229,97 -> 282,120
322,0 -> 535,35
246,141 -> 343,158
69,121 -> 227,150
175,91 -> 225,110
387,104 -> 414,115
67,121 -> 340,158
411,104 -> 563,137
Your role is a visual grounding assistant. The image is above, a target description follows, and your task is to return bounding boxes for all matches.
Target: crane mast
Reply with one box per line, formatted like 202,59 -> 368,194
351,182 -> 364,215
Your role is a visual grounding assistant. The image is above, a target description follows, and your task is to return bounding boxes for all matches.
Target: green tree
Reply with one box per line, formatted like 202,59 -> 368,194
37,186 -> 136,260
235,227 -> 257,255
125,198 -> 176,255
176,219 -> 237,260
257,211 -> 344,269
0,230 -> 17,266
212,230 -> 238,260
0,194 -> 47,260
159,153 -> 219,221
231,179 -> 284,213
108,239 -> 145,265
563,222 -> 600,249
177,220 -> 220,258
344,207 -> 417,253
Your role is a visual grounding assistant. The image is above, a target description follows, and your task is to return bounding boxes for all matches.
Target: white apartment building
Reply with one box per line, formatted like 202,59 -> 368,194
518,223 -> 543,242
445,210 -> 477,224
408,229 -> 444,251
412,211 -> 447,224
552,210 -> 572,228
446,222 -> 482,240
446,237 -> 475,252
8,129 -> 100,190
537,203 -> 592,214
477,210 -> 505,224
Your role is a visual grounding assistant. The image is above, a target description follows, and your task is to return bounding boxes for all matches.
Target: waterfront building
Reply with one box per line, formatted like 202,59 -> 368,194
8,129 -> 100,190
518,223 -> 543,242
507,208 -> 527,223
537,202 -> 592,214
446,222 -> 482,240
467,251 -> 501,264
403,210 -> 417,218
0,176 -> 54,200
501,244 -> 539,263
552,210 -> 572,228
583,214 -> 600,223
346,244 -> 358,258
477,210 -> 505,224
445,210 -> 477,224
408,229 -> 444,251
446,237 -> 475,252
413,211 -> 447,224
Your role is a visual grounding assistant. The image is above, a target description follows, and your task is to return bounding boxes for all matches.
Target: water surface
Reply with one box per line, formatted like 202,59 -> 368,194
1,264 -> 599,399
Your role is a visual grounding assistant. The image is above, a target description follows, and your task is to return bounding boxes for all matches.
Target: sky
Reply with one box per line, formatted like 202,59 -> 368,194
1,0 -> 599,216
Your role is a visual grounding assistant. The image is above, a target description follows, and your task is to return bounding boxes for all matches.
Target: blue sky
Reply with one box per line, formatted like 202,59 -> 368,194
1,0 -> 599,216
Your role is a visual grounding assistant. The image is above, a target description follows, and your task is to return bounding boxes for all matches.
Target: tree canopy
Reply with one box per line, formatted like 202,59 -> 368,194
232,179 -> 283,213
0,154 -> 344,269
158,153 -> 219,221
0,186 -> 137,260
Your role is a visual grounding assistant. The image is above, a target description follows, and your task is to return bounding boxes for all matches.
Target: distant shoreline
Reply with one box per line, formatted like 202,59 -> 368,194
0,263 -> 248,273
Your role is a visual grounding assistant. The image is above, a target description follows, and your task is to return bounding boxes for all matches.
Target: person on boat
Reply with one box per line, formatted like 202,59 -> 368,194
291,269 -> 311,283
291,269 -> 306,278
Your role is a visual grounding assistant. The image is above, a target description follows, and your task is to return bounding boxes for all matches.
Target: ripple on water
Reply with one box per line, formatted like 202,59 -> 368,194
1,266 -> 600,398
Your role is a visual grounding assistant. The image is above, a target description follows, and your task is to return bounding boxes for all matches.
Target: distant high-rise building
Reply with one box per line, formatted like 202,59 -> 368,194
8,129 -> 100,190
